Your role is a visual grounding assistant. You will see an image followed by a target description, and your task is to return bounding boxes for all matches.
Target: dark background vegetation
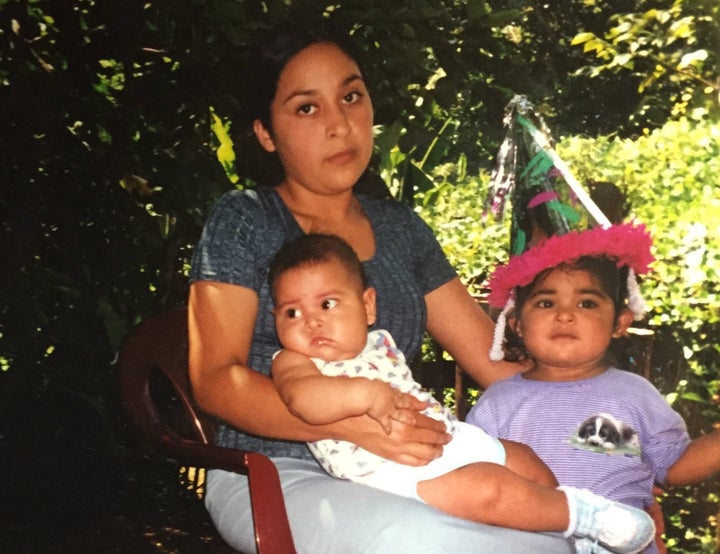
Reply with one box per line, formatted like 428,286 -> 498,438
1,0 -> 718,551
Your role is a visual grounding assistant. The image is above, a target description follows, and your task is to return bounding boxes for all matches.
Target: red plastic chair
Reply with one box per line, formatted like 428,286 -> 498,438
118,306 -> 296,554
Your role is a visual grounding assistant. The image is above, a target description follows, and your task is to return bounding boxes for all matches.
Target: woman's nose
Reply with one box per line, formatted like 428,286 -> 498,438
326,105 -> 351,138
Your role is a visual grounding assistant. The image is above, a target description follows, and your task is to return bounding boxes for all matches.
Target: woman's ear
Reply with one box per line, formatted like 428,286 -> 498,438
363,287 -> 377,326
253,119 -> 277,153
612,308 -> 634,338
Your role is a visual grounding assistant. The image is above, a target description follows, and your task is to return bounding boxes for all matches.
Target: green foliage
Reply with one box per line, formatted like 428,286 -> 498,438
415,169 -> 508,293
571,0 -> 720,125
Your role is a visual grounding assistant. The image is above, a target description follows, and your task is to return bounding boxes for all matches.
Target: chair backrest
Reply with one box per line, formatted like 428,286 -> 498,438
117,306 -> 296,554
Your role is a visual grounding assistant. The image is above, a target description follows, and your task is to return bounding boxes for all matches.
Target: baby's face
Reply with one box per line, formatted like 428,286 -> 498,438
273,259 -> 376,362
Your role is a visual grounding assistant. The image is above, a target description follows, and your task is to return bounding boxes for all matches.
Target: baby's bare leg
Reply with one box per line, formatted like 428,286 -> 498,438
500,438 -> 558,487
417,462 -> 570,531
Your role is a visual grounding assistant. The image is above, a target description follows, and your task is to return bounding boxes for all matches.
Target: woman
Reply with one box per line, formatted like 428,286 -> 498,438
188,21 -> 572,554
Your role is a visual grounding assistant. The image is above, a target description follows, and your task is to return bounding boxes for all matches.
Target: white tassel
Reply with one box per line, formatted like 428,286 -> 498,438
490,296 -> 515,361
627,268 -> 647,320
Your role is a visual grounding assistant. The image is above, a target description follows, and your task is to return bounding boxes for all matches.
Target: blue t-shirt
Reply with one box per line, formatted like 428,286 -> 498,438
190,187 -> 457,459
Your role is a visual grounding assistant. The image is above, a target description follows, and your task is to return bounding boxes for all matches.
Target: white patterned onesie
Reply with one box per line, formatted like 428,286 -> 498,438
306,329 -> 505,501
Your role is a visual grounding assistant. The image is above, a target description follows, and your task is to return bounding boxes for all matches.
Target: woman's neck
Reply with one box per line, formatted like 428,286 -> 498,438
275,181 -> 375,260
276,184 -> 355,220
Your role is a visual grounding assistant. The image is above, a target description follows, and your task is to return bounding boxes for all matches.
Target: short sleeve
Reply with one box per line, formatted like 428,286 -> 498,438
632,380 -> 691,484
189,189 -> 289,291
410,206 -> 458,294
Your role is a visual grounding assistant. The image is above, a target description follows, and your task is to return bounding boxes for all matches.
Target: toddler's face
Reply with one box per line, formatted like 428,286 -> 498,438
515,267 -> 630,379
273,259 -> 376,362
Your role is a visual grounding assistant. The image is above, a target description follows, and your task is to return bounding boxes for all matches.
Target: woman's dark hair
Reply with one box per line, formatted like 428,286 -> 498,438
268,234 -> 368,302
505,256 -> 629,361
248,21 -> 364,132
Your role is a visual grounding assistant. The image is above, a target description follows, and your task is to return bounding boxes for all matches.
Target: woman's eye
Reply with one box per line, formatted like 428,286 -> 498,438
285,308 -> 302,319
321,298 -> 338,310
343,91 -> 361,104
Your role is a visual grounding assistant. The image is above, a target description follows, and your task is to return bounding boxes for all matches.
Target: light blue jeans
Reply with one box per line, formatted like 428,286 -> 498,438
205,458 -> 574,554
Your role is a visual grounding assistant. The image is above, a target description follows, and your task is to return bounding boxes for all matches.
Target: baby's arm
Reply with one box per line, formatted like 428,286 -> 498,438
663,428 -> 720,487
272,349 -> 421,434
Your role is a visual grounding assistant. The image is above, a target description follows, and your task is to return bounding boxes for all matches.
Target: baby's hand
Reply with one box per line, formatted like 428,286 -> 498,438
366,381 -> 418,434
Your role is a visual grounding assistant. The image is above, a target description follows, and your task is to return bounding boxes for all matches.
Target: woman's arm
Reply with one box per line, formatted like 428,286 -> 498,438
663,429 -> 720,487
188,280 -> 317,439
188,280 -> 448,463
272,349 -> 422,434
425,277 -> 523,389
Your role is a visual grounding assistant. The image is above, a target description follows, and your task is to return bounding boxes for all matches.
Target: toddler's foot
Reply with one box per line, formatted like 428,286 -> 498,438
560,486 -> 655,554
572,537 -> 613,553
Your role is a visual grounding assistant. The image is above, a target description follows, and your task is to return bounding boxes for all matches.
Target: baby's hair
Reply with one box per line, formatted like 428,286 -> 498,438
268,234 -> 368,302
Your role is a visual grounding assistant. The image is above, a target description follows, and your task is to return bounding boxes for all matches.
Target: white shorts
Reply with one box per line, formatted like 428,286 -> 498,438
356,422 -> 505,501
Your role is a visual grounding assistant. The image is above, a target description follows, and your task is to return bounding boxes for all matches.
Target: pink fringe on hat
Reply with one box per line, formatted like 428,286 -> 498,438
487,222 -> 655,310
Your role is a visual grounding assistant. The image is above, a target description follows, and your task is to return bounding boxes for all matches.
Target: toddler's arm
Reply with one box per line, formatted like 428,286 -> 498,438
663,428 -> 720,487
272,349 -> 422,434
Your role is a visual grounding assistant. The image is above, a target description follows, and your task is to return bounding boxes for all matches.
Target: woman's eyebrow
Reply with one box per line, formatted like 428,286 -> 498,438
281,73 -> 365,106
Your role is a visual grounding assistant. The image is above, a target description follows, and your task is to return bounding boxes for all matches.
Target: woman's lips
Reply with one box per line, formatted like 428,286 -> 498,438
326,149 -> 356,165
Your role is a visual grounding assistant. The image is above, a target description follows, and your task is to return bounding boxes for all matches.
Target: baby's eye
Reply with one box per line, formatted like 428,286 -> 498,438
579,299 -> 598,309
297,103 -> 317,115
321,298 -> 338,310
535,299 -> 553,309
285,307 -> 302,319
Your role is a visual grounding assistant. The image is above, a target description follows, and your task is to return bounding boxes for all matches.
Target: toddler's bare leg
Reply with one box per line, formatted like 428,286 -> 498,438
500,438 -> 558,487
417,462 -> 570,531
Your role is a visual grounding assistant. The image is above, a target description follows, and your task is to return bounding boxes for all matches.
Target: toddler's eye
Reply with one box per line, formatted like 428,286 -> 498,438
579,299 -> 598,309
321,298 -> 338,310
297,104 -> 317,115
536,299 -> 553,309
285,307 -> 302,319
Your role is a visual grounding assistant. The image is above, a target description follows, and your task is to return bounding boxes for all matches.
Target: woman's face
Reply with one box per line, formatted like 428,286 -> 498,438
253,42 -> 374,195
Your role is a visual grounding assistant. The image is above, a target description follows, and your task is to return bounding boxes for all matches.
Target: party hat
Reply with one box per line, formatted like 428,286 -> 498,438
485,96 -> 654,361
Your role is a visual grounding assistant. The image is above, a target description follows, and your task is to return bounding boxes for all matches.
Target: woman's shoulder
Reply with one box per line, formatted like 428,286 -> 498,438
212,186 -> 277,212
359,194 -> 414,216
358,194 -> 425,231
205,187 -> 285,229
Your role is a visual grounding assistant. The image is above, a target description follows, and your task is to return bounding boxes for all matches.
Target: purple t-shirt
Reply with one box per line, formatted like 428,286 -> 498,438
467,369 -> 690,510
